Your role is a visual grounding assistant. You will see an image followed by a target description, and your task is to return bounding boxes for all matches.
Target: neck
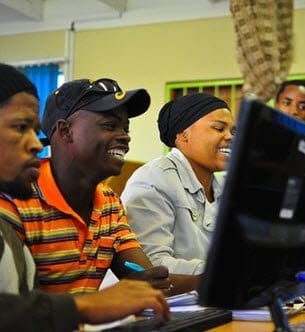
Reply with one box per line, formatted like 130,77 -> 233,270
50,159 -> 97,224
189,162 -> 214,202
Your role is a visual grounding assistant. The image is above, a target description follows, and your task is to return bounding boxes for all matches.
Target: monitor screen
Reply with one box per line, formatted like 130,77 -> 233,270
198,98 -> 305,310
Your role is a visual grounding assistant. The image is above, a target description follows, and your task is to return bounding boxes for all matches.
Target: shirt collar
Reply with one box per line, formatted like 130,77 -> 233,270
168,148 -> 223,200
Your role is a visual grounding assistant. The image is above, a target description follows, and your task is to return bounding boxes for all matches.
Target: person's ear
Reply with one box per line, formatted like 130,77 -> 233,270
56,119 -> 73,143
177,130 -> 188,142
182,131 -> 188,142
175,130 -> 188,146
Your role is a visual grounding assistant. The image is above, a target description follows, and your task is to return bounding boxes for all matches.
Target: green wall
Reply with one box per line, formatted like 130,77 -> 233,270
1,10 -> 304,161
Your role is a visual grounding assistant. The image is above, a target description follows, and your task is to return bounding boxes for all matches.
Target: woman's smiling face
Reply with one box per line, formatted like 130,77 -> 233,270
175,108 -> 235,174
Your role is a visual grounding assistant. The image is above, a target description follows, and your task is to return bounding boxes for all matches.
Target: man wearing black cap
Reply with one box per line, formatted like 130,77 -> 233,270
122,93 -> 235,290
0,76 -> 180,295
0,63 -> 170,331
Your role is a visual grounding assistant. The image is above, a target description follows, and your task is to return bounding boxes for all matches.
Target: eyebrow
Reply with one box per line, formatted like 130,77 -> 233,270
12,116 -> 41,129
103,113 -> 130,124
13,116 -> 35,124
213,120 -> 236,131
212,120 -> 231,125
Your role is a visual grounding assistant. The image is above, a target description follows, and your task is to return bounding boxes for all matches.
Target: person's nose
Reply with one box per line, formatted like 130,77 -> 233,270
28,129 -> 43,154
288,105 -> 299,117
116,129 -> 131,143
224,128 -> 234,141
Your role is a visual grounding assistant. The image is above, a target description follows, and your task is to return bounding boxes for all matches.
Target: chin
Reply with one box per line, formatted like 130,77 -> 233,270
0,178 -> 33,199
111,168 -> 123,176
101,166 -> 123,180
215,163 -> 227,172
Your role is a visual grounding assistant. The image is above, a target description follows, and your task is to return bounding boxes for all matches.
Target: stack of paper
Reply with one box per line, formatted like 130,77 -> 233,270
166,290 -> 199,307
141,290 -> 207,315
232,303 -> 305,322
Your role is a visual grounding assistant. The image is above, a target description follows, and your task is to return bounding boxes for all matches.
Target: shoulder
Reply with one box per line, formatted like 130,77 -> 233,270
122,155 -> 186,204
0,221 -> 22,244
95,183 -> 123,207
0,192 -> 14,202
128,155 -> 180,184
96,182 -> 119,197
0,192 -> 19,214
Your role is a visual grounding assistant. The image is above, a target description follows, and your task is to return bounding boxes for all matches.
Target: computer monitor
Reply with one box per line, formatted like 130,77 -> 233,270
199,98 -> 305,315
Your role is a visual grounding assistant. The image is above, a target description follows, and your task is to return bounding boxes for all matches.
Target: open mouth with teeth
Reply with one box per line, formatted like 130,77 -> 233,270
108,149 -> 127,160
218,147 -> 231,156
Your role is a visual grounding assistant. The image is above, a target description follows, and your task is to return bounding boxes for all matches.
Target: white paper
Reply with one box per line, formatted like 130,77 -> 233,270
166,290 -> 199,307
84,315 -> 136,331
141,291 -> 207,316
232,308 -> 272,321
98,268 -> 119,290
232,303 -> 305,322
169,305 -> 207,312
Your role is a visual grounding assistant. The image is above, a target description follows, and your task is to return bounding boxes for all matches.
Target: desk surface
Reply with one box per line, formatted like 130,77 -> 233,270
207,313 -> 305,331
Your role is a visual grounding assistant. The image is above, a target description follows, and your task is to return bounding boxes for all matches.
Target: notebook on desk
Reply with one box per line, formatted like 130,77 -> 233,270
100,308 -> 232,332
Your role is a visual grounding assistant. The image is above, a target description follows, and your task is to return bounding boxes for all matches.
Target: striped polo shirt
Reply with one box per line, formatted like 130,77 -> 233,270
0,159 -> 140,294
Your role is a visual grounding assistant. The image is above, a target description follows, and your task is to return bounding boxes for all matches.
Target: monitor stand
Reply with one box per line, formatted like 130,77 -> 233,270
248,282 -> 305,332
269,288 -> 293,332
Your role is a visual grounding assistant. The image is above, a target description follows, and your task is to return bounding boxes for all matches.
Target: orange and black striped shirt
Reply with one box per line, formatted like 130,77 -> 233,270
0,159 -> 140,294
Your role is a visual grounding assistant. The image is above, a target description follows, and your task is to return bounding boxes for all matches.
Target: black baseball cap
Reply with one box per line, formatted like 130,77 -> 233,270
41,78 -> 150,142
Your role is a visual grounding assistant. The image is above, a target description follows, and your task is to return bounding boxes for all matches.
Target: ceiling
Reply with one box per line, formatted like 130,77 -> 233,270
0,0 -> 229,36
1,0 -> 305,37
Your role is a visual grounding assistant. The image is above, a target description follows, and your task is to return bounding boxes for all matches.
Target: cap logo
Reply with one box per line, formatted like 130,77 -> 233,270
115,91 -> 126,100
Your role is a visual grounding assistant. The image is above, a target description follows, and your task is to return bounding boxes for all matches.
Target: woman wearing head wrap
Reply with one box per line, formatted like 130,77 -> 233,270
121,93 -> 234,292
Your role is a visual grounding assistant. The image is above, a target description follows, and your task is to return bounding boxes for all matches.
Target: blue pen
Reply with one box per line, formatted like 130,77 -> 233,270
124,261 -> 145,272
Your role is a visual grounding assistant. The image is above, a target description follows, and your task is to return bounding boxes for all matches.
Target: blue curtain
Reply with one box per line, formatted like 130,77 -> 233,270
19,63 -> 59,158
19,63 -> 59,120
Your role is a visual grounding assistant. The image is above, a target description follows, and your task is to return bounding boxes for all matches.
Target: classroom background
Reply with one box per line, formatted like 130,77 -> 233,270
0,4 -> 304,163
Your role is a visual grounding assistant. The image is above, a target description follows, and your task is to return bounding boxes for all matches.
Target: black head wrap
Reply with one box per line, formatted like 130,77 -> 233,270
0,63 -> 38,105
158,93 -> 230,147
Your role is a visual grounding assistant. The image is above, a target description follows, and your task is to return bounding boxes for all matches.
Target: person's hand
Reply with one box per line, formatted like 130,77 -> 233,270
74,279 -> 170,324
125,265 -> 173,296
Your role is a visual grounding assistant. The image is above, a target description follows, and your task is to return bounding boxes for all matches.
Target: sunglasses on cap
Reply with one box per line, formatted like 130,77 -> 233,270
64,78 -> 123,118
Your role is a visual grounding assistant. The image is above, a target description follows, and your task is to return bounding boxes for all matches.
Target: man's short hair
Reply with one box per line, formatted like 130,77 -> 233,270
0,63 -> 38,106
275,79 -> 305,102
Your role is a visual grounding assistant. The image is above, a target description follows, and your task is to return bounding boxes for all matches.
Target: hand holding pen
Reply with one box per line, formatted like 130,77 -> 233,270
124,261 -> 145,272
124,261 -> 173,296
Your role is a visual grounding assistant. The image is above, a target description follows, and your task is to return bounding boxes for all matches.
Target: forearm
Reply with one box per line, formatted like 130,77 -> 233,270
0,290 -> 79,332
169,274 -> 202,296
111,247 -> 154,278
149,252 -> 204,275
